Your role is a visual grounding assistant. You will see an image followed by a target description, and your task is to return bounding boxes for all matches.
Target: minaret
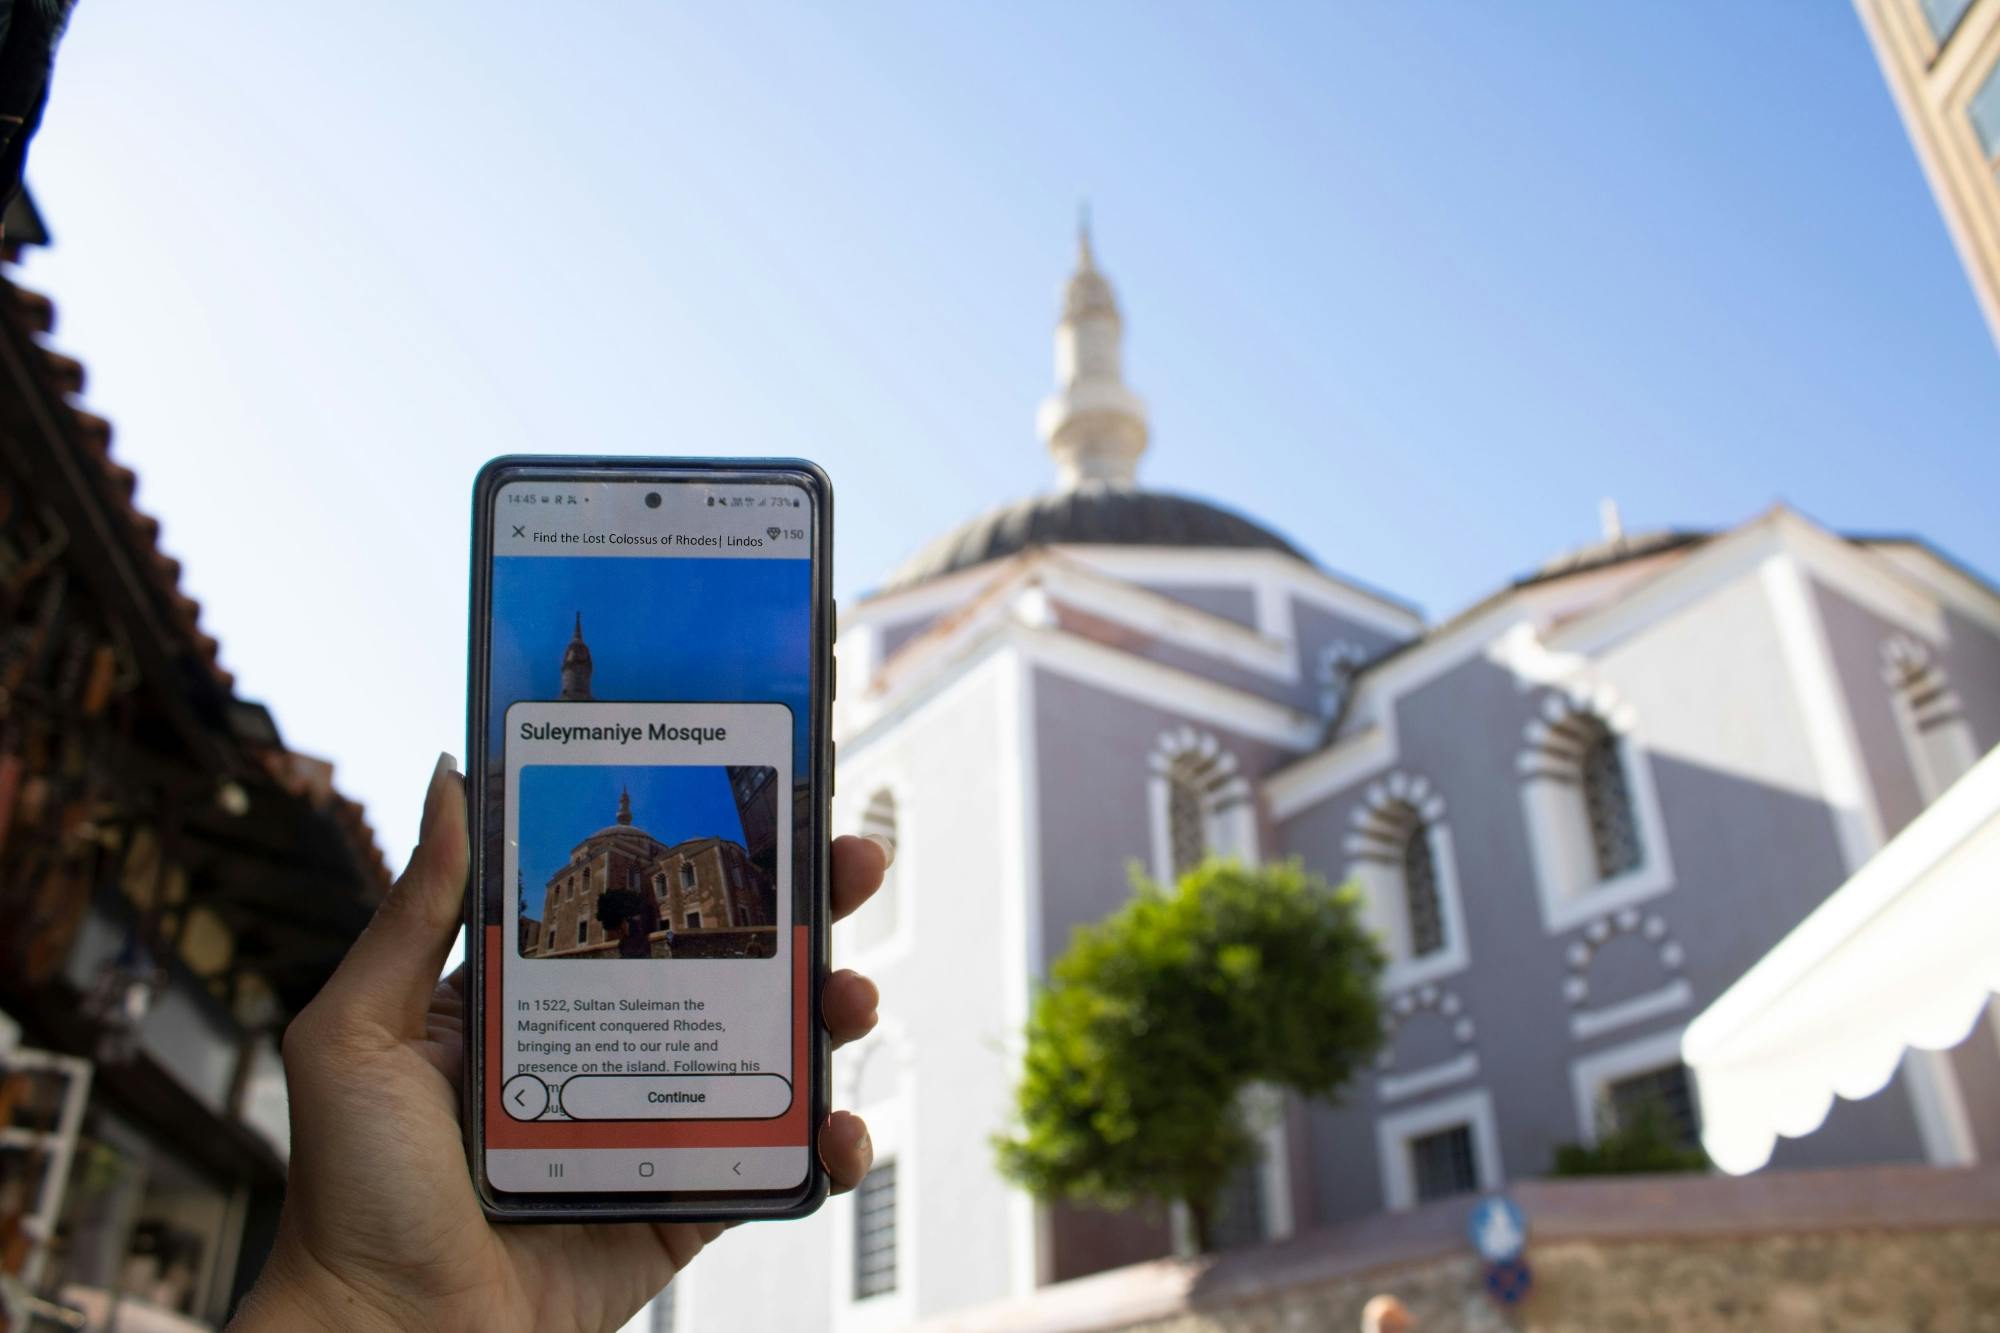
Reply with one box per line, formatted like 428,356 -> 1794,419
560,612 -> 594,701
1036,212 -> 1150,489
617,785 -> 633,826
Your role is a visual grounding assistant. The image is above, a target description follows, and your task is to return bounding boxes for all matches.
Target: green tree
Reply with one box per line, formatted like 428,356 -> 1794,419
594,887 -> 645,934
996,859 -> 1384,1252
1549,1094 -> 1709,1176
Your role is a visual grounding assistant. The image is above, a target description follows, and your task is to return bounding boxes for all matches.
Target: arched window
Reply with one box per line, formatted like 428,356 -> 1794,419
1401,815 -> 1444,958
1576,716 -> 1642,880
1883,636 -> 1979,802
1166,762 -> 1209,879
1519,688 -> 1672,932
851,789 -> 901,953
1345,774 -> 1458,977
1149,728 -> 1257,883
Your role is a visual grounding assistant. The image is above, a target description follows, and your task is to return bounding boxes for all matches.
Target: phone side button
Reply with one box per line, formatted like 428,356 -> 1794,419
830,742 -> 837,797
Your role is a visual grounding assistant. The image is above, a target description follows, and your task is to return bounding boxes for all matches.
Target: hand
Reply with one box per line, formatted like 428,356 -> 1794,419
230,755 -> 890,1333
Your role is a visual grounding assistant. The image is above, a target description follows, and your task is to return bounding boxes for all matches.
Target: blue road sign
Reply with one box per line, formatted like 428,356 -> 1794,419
1467,1193 -> 1528,1264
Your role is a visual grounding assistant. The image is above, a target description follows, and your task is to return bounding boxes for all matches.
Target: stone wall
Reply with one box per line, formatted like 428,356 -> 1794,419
1124,1230 -> 2000,1333
922,1165 -> 2000,1333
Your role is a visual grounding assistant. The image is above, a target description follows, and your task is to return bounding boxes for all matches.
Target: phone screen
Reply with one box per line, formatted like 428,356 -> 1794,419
471,467 -> 822,1206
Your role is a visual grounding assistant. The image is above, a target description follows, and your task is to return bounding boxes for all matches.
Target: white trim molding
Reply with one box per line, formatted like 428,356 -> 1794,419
1762,554 -> 1976,1168
1568,1025 -> 1689,1147
1375,1087 -> 1504,1212
1341,772 -> 1470,989
1517,684 -> 1676,935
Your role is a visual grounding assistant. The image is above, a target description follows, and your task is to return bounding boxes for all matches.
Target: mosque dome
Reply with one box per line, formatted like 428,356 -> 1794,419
880,484 -> 1310,593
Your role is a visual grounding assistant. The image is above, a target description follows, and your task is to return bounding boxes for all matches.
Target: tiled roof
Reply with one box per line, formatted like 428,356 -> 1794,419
0,264 -> 390,893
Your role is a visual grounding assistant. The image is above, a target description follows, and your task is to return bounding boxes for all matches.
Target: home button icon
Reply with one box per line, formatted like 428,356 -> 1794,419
638,1161 -> 656,1179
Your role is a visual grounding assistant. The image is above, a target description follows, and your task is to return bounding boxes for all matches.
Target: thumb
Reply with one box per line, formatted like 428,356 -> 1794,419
312,753 -> 469,1041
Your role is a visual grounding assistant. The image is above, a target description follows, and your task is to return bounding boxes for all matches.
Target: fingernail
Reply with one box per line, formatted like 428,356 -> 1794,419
862,833 -> 896,869
421,752 -> 458,841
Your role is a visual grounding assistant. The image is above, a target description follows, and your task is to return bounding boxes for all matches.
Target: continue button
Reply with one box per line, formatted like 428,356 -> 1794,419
560,1073 -> 792,1120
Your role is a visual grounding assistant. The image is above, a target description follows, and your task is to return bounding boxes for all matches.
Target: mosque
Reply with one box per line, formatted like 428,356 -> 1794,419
667,229 -> 2000,1330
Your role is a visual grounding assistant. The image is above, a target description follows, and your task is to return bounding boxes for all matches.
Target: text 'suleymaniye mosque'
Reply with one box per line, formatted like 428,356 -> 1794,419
678,229 -> 2000,1328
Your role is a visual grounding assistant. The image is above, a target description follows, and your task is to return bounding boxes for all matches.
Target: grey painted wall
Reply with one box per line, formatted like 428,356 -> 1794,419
1141,582 -> 1259,628
1813,582 -> 1933,837
1031,667 -> 1304,965
1278,625 -> 1937,1225
1941,606 -> 2000,754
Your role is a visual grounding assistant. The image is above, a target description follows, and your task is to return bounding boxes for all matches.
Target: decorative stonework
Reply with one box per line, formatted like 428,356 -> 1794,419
1374,983 -> 1477,1072
1881,633 -> 1966,732
1517,683 -> 1638,782
1562,907 -> 1683,1008
1147,726 -> 1251,808
1146,726 -> 1257,881
1342,771 -> 1446,860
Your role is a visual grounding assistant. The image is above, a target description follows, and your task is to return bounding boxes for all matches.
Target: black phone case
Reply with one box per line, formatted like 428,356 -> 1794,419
462,455 -> 833,1223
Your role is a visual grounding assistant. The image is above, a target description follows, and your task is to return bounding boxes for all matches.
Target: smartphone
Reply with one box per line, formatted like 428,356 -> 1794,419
463,457 -> 832,1222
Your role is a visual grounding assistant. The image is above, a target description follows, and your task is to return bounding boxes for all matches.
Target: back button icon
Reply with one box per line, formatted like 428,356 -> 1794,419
502,1073 -> 550,1121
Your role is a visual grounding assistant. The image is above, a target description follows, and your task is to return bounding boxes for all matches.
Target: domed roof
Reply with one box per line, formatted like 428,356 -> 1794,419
880,484 -> 1312,593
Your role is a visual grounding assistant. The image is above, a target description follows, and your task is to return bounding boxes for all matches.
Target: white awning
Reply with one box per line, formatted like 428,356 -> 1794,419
1683,745 -> 2000,1175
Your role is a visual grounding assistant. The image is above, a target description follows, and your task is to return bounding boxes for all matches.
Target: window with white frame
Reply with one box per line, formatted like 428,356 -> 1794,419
1410,1124 -> 1479,1203
1148,728 -> 1257,883
1519,689 -> 1673,933
1578,715 -> 1643,880
852,1160 -> 898,1300
1343,773 -> 1466,985
851,789 -> 900,953
1568,1026 -> 1696,1151
1376,1087 -> 1502,1211
1605,1062 -> 1700,1149
1882,635 -> 1980,803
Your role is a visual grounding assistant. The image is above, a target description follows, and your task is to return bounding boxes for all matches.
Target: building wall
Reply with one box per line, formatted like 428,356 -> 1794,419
1852,0 -> 2000,351
1278,561 -> 1936,1225
681,647 -> 1031,1331
1032,667 -> 1305,963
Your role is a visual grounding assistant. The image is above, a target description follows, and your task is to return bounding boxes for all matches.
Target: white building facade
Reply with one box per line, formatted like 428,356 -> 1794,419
652,234 -> 2000,1332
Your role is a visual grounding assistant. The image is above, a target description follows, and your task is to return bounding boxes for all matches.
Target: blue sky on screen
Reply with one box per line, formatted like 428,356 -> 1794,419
490,555 -> 811,763
517,763 -> 751,922
15,3 -> 1996,862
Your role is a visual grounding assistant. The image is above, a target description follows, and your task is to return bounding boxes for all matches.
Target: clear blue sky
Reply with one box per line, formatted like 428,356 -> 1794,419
490,555 -> 810,760
518,764 -> 747,923
16,2 -> 1997,864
